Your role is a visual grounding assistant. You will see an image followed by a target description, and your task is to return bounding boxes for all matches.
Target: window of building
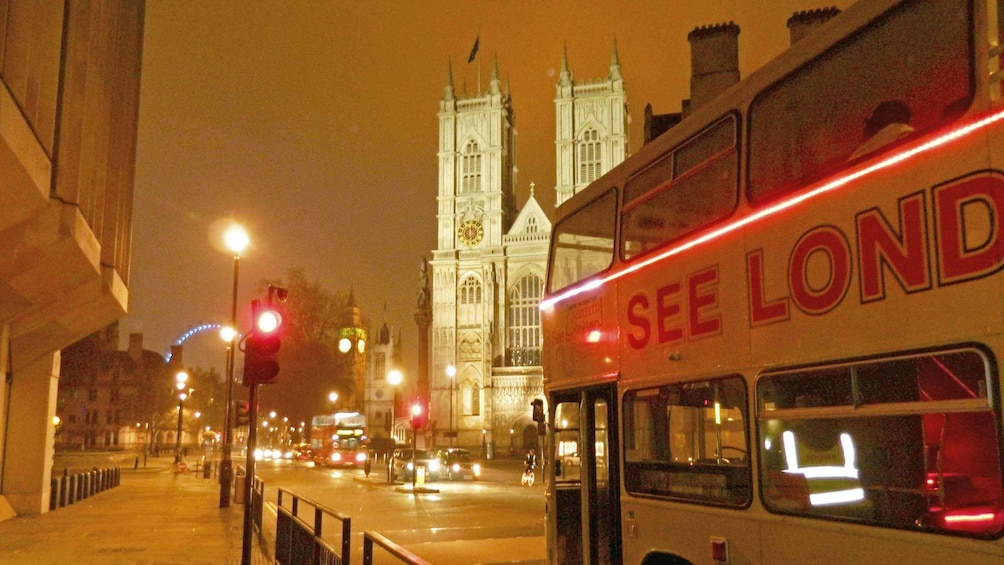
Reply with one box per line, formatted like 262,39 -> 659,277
458,276 -> 482,327
507,274 -> 543,366
461,140 -> 482,193
578,128 -> 602,185
111,388 -> 120,402
88,388 -> 98,402
470,382 -> 481,416
526,216 -> 539,233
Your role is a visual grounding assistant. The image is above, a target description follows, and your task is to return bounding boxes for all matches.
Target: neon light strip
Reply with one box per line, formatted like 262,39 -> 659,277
541,107 -> 1004,311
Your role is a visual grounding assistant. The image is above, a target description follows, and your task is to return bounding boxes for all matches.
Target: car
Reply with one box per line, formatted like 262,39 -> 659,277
292,443 -> 312,461
390,448 -> 440,481
437,448 -> 481,481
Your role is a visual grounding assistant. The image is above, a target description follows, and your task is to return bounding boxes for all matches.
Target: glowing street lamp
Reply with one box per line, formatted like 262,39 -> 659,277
220,222 -> 249,508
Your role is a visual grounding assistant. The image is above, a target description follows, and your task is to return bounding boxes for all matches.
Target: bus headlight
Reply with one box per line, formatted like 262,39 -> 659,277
356,452 -> 367,462
331,453 -> 342,462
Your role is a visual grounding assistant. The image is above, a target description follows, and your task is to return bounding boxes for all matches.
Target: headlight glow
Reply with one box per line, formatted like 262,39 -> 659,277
356,452 -> 367,462
452,463 -> 461,472
428,461 -> 440,472
331,453 -> 342,462
473,463 -> 481,476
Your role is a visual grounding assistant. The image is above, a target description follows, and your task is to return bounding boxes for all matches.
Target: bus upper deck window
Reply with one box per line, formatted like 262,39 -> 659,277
748,0 -> 972,204
547,189 -> 617,293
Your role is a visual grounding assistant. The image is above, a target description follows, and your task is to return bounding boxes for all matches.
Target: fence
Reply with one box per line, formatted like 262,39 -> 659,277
362,531 -> 434,565
49,466 -> 120,510
274,487 -> 351,565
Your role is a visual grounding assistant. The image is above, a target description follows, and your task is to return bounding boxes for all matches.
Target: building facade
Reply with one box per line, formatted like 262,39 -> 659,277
428,47 -> 628,456
0,3 -> 145,518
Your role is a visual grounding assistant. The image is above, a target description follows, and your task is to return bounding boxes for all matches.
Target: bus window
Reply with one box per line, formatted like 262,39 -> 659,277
758,349 -> 1004,537
621,116 -> 739,261
622,376 -> 750,506
748,0 -> 973,204
548,189 -> 617,293
554,401 -> 581,483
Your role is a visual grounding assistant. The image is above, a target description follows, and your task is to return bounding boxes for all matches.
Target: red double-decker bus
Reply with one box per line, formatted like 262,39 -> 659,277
309,411 -> 369,468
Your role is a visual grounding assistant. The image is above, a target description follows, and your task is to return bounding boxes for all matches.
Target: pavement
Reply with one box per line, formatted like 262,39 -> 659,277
0,457 -> 270,565
0,456 -> 545,565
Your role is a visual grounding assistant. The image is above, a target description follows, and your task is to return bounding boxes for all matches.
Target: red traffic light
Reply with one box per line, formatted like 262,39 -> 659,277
410,399 -> 427,429
244,300 -> 283,386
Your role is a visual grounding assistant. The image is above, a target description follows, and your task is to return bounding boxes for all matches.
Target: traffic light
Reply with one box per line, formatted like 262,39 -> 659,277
410,398 -> 427,429
531,399 -> 545,422
243,300 -> 282,386
234,401 -> 250,427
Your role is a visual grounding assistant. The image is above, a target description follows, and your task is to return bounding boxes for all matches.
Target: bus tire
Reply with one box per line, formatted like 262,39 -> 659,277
641,552 -> 692,565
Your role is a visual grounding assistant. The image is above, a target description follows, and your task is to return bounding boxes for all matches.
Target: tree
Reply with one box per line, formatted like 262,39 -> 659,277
256,268 -> 364,425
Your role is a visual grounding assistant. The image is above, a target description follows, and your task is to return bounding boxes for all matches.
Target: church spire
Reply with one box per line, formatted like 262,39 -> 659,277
490,53 -> 501,95
609,38 -> 622,81
559,42 -> 572,87
444,59 -> 455,101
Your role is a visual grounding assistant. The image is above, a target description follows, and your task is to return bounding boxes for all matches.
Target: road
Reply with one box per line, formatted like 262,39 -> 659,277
249,456 -> 546,564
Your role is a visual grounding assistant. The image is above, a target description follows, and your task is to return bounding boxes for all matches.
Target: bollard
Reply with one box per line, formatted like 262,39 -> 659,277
203,461 -> 212,479
59,476 -> 67,507
68,475 -> 76,505
50,479 -> 57,510
234,474 -> 246,505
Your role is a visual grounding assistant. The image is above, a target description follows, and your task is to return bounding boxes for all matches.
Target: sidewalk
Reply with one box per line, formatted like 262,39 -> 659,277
0,457 -> 269,565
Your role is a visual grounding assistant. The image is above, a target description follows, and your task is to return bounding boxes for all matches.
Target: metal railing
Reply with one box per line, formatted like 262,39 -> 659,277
49,466 -> 120,510
362,531 -> 433,565
275,487 -> 351,565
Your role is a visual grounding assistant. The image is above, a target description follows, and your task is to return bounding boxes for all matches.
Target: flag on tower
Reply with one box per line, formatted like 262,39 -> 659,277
467,35 -> 480,63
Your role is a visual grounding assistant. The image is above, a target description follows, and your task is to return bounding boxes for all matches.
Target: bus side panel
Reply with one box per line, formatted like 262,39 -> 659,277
615,241 -> 751,382
542,287 -> 620,385
621,498 -> 762,565
747,131 -> 1003,367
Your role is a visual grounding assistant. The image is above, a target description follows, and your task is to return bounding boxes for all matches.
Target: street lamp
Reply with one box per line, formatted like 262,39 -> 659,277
446,365 -> 456,446
174,370 -> 189,463
387,369 -> 402,437
328,391 -> 339,412
220,222 -> 248,508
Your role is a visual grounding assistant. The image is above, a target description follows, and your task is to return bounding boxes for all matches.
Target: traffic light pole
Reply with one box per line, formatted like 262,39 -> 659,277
241,382 -> 258,565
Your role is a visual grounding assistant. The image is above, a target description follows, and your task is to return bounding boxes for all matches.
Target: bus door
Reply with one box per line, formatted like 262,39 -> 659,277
550,383 -> 621,564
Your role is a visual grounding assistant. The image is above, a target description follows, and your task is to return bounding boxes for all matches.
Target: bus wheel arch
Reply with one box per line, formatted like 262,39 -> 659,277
641,551 -> 693,565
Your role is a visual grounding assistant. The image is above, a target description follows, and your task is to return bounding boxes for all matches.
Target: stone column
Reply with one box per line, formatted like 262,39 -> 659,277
1,345 -> 59,516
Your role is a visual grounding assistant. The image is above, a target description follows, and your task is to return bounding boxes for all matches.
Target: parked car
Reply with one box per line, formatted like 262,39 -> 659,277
437,448 -> 481,481
390,448 -> 440,481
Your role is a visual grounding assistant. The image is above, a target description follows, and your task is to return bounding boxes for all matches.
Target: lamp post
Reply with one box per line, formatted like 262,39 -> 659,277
219,223 -> 248,508
174,370 -> 189,463
328,391 -> 339,413
387,369 -> 402,439
446,365 -> 456,447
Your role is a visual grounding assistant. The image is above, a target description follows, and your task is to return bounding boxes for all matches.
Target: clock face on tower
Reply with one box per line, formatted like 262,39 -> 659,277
457,220 -> 484,246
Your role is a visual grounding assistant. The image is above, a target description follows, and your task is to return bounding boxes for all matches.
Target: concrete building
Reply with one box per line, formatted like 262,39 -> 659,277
0,3 -> 145,519
428,46 -> 628,456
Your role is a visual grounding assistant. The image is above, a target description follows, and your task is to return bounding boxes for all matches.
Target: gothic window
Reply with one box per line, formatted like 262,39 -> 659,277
507,274 -> 543,366
461,141 -> 482,193
458,276 -> 482,327
578,128 -> 602,185
470,382 -> 481,416
526,216 -> 539,233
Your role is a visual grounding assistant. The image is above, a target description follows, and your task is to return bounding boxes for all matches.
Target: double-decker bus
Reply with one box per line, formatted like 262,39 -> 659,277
309,411 -> 369,468
541,1 -> 1004,563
